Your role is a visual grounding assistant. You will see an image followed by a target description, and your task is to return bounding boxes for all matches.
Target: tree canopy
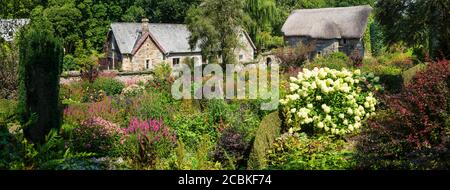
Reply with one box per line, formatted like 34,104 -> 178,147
376,0 -> 449,59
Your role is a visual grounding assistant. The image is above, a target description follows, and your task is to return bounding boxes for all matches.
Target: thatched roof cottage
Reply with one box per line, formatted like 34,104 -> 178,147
282,5 -> 372,57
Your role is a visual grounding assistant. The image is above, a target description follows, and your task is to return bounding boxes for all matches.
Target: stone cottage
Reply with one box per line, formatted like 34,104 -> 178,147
0,19 -> 30,42
281,5 -> 372,57
105,19 -> 256,71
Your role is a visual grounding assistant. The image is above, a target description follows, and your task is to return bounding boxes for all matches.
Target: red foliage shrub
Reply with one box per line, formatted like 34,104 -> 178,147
387,60 -> 449,148
357,60 -> 450,169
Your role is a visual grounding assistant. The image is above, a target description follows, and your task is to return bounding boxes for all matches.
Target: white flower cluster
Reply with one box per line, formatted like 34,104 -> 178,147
281,67 -> 378,135
122,84 -> 145,97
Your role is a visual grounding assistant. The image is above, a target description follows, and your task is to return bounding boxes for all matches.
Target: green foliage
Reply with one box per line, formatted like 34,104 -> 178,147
0,41 -> 19,99
0,0 -> 38,18
137,90 -> 175,120
245,0 -> 284,51
149,62 -> 173,92
169,136 -> 222,170
122,5 -> 146,22
0,99 -> 17,127
369,20 -> 385,56
267,133 -> 356,170
18,18 -> 64,144
376,0 -> 449,59
186,0 -> 247,65
402,63 -> 427,86
92,77 -> 125,96
361,51 -> 416,93
170,113 -> 217,147
63,54 -> 79,71
1,126 -> 71,169
248,112 -> 281,169
305,52 -> 353,70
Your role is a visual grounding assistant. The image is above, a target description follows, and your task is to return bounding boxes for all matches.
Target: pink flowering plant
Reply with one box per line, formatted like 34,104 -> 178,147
71,117 -> 123,155
121,117 -> 177,168
64,97 -> 140,127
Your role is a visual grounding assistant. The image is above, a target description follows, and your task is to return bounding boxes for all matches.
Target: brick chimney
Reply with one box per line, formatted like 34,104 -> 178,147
141,18 -> 149,33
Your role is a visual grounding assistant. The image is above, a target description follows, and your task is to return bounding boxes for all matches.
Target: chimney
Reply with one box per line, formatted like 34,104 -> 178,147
141,18 -> 149,33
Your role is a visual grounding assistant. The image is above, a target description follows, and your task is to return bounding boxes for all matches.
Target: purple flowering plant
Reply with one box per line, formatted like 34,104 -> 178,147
121,117 -> 177,168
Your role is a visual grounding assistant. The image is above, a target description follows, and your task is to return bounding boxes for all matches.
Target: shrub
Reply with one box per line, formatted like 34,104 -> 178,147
71,117 -> 122,155
212,127 -> 251,169
206,99 -> 236,125
280,67 -> 378,136
18,19 -> 64,143
121,84 -> 145,98
0,99 -> 17,127
170,113 -> 218,147
267,133 -> 355,170
148,62 -> 174,92
248,112 -> 282,170
92,77 -> 125,96
121,117 -> 176,169
63,54 -> 79,71
81,85 -> 106,103
1,128 -> 67,169
350,49 -> 363,67
137,90 -> 175,120
356,60 -> 450,169
0,41 -> 19,99
304,52 -> 352,70
170,136 -> 222,170
274,42 -> 315,71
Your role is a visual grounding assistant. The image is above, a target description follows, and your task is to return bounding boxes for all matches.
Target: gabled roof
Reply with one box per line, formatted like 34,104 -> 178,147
0,19 -> 30,41
282,5 -> 372,39
110,23 -> 201,55
242,30 -> 257,50
130,31 -> 166,55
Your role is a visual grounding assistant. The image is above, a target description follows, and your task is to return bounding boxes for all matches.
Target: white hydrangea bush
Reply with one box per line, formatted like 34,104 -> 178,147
122,84 -> 145,97
280,67 -> 378,135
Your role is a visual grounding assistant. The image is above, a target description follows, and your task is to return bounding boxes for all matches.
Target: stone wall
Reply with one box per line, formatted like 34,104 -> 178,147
285,36 -> 365,57
123,36 -> 165,72
60,72 -> 153,85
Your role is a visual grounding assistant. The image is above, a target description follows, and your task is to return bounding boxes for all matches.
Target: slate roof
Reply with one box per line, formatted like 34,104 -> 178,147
282,5 -> 372,39
0,19 -> 30,41
110,23 -> 201,54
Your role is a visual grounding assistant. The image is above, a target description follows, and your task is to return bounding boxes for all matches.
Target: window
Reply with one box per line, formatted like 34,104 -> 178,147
239,54 -> 244,61
145,60 -> 150,69
173,58 -> 180,65
343,39 -> 347,44
317,51 -> 322,57
266,57 -> 272,65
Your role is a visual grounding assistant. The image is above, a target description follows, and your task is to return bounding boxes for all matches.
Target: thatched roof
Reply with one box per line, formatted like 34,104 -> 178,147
282,5 -> 372,39
0,19 -> 29,41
